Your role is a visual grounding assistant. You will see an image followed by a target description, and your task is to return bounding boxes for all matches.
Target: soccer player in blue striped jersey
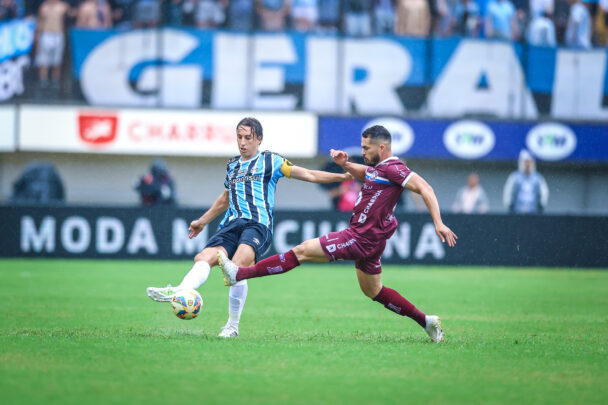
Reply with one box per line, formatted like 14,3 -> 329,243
147,117 -> 351,337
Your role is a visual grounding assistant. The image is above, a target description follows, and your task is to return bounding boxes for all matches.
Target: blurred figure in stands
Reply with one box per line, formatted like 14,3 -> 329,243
11,161 -> 65,204
317,0 -> 340,32
133,0 -> 161,27
452,173 -> 489,214
485,0 -> 519,40
452,0 -> 480,36
291,0 -> 318,31
76,0 -> 113,28
374,0 -> 396,34
226,0 -> 254,30
195,0 -> 228,28
35,0 -> 70,89
503,150 -> 549,214
527,10 -> 557,45
0,0 -> 20,21
256,0 -> 290,31
344,0 -> 373,36
394,0 -> 431,36
135,158 -> 177,207
565,0 -> 591,48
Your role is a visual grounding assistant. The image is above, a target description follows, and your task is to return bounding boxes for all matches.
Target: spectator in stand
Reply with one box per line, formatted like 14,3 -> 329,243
344,0 -> 373,36
256,0 -> 290,31
195,0 -> 227,28
394,0 -> 431,36
0,0 -> 19,21
35,0 -> 70,89
135,158 -> 177,207
530,0 -> 554,16
453,0 -> 480,36
553,0 -> 570,42
452,173 -> 489,214
601,0 -> 608,45
133,0 -> 161,27
527,10 -> 557,45
76,0 -> 113,28
11,162 -> 65,205
374,0 -> 396,34
181,0 -> 196,25
318,156 -> 364,211
162,0 -> 184,25
503,150 -> 549,214
565,0 -> 592,47
317,0 -> 340,32
111,0 -> 134,28
226,0 -> 254,30
291,0 -> 318,31
485,0 -> 519,40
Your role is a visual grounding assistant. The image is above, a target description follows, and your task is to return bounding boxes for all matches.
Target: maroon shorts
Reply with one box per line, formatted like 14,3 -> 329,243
319,228 -> 386,275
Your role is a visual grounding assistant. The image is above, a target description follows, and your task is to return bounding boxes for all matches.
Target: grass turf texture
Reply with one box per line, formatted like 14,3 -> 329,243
0,259 -> 606,405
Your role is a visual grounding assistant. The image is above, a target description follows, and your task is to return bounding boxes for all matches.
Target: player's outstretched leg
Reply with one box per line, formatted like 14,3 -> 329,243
147,261 -> 211,302
218,250 -> 300,286
372,286 -> 444,343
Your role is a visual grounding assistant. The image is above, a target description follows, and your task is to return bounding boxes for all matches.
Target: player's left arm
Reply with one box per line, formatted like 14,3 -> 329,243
405,173 -> 458,247
283,162 -> 353,184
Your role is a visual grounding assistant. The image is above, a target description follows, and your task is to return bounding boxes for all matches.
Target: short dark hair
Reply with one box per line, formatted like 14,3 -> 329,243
237,117 -> 263,140
362,125 -> 391,144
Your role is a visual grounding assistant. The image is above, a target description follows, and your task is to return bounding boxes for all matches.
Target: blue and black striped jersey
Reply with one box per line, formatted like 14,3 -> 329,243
220,150 -> 293,231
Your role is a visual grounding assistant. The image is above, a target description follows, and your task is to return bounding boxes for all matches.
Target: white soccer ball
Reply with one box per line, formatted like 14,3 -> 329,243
170,289 -> 203,320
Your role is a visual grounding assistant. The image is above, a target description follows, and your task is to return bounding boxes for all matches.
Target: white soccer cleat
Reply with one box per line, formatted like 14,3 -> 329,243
217,251 -> 238,286
146,284 -> 179,302
217,323 -> 239,338
425,315 -> 444,343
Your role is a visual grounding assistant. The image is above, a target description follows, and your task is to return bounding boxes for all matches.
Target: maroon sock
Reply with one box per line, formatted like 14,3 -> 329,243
373,286 -> 427,328
236,250 -> 300,281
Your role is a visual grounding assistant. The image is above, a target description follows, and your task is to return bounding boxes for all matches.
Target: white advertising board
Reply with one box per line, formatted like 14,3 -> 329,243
19,105 -> 318,157
0,106 -> 16,152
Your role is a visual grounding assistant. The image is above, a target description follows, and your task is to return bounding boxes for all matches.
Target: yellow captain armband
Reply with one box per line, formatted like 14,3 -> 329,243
280,159 -> 294,178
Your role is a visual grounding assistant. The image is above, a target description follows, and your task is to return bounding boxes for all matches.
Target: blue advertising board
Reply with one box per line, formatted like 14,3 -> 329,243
69,29 -> 608,121
319,116 -> 608,163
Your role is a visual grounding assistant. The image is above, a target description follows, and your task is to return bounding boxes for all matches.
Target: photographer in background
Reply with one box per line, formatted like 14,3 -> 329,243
135,158 -> 177,207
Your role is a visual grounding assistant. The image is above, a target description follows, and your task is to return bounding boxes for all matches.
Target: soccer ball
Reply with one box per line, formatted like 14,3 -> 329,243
170,289 -> 203,320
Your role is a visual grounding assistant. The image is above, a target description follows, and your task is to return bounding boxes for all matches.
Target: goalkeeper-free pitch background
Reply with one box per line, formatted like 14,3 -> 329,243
0,259 -> 606,404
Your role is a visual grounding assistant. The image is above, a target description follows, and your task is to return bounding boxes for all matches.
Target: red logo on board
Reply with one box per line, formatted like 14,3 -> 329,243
78,113 -> 118,145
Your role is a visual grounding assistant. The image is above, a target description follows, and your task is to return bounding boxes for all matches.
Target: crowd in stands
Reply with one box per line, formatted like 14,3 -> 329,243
0,0 -> 606,48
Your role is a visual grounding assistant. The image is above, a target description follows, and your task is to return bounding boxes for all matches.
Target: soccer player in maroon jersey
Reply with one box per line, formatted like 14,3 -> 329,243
217,125 -> 457,342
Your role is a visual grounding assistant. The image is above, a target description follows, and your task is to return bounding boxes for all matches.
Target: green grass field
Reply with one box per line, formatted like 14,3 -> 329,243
0,259 -> 606,404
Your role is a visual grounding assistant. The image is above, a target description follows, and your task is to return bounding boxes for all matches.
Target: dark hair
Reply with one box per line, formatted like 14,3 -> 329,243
237,117 -> 263,140
362,125 -> 391,144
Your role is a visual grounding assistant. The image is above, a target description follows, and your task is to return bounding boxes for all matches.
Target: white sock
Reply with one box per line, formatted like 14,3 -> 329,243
227,280 -> 248,328
178,261 -> 210,290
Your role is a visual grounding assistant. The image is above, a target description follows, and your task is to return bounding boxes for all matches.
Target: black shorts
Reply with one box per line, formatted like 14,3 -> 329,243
205,218 -> 272,261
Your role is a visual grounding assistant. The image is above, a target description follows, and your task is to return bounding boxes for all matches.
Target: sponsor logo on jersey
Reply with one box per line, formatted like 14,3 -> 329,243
326,244 -> 336,253
267,266 -> 283,274
78,113 -> 118,145
337,239 -> 356,249
526,122 -> 577,161
230,174 -> 262,184
364,117 -> 414,155
253,237 -> 260,246
280,253 -> 285,262
443,120 -> 495,159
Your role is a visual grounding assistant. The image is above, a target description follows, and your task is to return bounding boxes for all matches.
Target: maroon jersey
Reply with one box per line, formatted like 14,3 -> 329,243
350,157 -> 413,242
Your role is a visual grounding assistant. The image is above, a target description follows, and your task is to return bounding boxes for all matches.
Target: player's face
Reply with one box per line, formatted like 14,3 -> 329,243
361,137 -> 381,166
236,125 -> 261,160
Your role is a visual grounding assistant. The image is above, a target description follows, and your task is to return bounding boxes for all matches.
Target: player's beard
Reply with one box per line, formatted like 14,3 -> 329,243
364,153 -> 380,166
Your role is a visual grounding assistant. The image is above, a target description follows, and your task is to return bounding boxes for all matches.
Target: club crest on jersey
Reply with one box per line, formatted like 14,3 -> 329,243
368,170 -> 378,181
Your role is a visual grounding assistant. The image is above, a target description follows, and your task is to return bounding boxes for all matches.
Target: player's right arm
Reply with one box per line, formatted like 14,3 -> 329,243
188,190 -> 230,239
330,149 -> 367,181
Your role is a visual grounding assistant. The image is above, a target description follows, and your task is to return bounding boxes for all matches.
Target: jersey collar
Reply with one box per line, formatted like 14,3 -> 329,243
240,150 -> 261,163
375,156 -> 398,167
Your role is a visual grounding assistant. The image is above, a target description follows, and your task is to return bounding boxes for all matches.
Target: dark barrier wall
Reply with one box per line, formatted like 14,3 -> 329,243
0,206 -> 605,268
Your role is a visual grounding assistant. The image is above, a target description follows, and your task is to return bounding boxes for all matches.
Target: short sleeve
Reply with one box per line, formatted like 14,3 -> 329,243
272,153 -> 288,179
386,163 -> 414,188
